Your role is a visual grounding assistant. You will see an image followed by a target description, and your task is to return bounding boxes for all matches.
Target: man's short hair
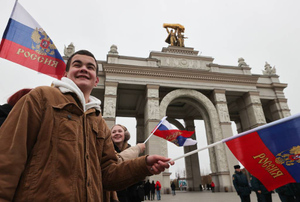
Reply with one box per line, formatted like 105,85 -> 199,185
65,50 -> 99,73
234,165 -> 241,169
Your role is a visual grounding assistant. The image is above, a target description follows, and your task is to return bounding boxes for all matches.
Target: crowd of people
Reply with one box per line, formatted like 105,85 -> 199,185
232,164 -> 300,202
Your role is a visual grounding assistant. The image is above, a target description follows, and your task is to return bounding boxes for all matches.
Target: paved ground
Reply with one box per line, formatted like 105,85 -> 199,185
148,190 -> 282,202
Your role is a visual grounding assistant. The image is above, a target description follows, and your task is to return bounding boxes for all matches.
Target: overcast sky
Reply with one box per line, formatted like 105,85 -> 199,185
1,0 -> 300,178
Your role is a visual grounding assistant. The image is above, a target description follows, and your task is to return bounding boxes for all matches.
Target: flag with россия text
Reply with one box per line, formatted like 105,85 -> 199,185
0,1 -> 65,79
224,113 -> 300,191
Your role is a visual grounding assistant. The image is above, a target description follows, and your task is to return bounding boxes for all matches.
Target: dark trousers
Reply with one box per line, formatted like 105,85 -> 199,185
150,192 -> 155,200
255,192 -> 272,202
239,195 -> 251,202
295,195 -> 300,202
263,193 -> 272,202
278,194 -> 295,202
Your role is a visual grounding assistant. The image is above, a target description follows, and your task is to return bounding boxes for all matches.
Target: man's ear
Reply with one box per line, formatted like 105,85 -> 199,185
94,77 -> 99,87
63,71 -> 68,77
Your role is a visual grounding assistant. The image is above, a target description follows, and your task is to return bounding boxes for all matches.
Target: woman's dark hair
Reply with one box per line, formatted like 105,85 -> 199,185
7,88 -> 32,107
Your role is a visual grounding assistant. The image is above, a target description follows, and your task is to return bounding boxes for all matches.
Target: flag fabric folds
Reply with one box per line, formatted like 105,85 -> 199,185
0,1 -> 65,79
152,117 -> 197,146
224,113 -> 300,191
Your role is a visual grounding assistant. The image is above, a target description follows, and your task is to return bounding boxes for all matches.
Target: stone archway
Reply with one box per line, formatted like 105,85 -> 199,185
91,45 -> 290,193
159,89 -> 233,191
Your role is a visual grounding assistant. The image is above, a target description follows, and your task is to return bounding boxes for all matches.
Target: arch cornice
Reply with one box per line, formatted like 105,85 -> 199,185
103,65 -> 258,84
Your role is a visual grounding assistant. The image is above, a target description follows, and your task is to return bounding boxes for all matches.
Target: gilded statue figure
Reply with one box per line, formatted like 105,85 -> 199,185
163,23 -> 186,47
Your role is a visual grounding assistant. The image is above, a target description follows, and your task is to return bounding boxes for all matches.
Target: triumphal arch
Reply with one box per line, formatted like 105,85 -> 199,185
64,24 -> 290,192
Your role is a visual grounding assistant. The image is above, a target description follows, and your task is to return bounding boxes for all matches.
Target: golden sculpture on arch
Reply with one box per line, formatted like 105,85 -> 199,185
163,23 -> 187,47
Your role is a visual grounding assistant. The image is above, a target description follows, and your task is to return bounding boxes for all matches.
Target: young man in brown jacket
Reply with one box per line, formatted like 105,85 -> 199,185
0,50 -> 173,201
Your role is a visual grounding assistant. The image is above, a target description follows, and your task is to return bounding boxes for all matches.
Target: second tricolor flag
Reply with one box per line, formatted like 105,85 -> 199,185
152,117 -> 197,146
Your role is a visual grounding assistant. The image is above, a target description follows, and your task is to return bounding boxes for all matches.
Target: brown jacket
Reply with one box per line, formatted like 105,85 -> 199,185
0,86 -> 151,201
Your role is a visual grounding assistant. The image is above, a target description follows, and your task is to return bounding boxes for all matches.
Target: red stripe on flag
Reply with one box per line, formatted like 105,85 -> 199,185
154,129 -> 194,141
0,39 -> 65,79
226,131 -> 296,191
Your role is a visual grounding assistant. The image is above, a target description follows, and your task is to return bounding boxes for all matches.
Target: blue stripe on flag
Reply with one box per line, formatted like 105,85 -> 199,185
258,116 -> 300,182
158,124 -> 169,131
3,19 -> 63,59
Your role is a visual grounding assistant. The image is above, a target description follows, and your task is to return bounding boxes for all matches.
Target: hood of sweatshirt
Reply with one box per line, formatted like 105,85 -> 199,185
52,77 -> 101,112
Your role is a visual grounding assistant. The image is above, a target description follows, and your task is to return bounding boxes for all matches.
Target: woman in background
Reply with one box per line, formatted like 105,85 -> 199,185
111,124 -> 146,202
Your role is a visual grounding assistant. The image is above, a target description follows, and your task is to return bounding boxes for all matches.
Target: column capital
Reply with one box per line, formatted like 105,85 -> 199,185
105,81 -> 118,87
146,84 -> 159,90
147,86 -> 159,99
104,82 -> 118,96
244,91 -> 260,98
213,89 -> 226,94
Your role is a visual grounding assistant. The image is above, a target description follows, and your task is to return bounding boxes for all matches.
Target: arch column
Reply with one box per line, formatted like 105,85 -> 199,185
269,98 -> 291,120
136,117 -> 145,145
103,82 -> 118,128
211,89 -> 238,192
237,92 -> 266,131
184,118 -> 201,191
144,85 -> 171,193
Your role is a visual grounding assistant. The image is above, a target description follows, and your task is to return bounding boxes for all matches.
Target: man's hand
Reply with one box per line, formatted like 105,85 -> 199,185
146,155 -> 175,175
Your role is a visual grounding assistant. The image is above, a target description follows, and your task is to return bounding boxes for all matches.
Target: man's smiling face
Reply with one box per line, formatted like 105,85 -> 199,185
65,54 -> 99,94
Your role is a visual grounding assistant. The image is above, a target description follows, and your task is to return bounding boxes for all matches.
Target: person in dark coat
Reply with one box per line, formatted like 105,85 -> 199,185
250,175 -> 273,202
290,183 -> 300,202
171,181 -> 176,196
0,88 -> 31,127
232,165 -> 251,202
275,184 -> 295,202
150,180 -> 155,201
0,104 -> 12,127
127,181 -> 144,202
144,179 -> 151,200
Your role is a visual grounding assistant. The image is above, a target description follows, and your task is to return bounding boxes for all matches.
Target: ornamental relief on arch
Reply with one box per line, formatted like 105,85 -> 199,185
104,98 -> 116,118
283,111 -> 291,118
217,104 -> 230,122
105,86 -> 117,95
159,57 -> 210,70
147,89 -> 159,98
250,96 -> 261,104
147,99 -> 159,120
280,102 -> 289,110
215,93 -> 226,102
254,105 -> 266,123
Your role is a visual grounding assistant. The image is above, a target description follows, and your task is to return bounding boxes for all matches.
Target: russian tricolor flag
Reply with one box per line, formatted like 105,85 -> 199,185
0,1 -> 65,79
152,117 -> 197,146
225,113 -> 300,191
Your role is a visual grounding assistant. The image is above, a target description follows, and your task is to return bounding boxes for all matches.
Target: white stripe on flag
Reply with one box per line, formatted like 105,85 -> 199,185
183,138 -> 197,146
